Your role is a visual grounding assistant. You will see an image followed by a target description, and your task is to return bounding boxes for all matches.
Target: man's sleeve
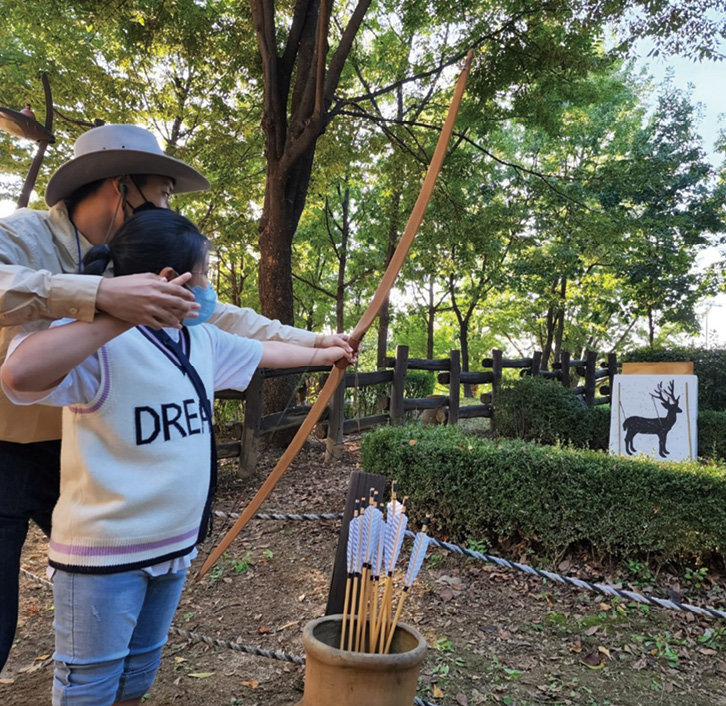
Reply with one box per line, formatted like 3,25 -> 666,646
207,301 -> 318,347
0,221 -> 101,325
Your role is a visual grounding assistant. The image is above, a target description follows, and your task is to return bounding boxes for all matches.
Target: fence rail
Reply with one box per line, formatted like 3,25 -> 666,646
217,346 -> 618,474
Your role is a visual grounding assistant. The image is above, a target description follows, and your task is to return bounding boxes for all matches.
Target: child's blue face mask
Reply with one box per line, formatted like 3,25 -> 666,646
183,284 -> 217,326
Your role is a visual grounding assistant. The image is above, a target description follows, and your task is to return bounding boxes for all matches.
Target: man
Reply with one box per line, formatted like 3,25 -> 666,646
0,124 -> 351,671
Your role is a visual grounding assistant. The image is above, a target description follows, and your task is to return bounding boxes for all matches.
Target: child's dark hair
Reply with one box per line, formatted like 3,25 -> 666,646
83,210 -> 208,277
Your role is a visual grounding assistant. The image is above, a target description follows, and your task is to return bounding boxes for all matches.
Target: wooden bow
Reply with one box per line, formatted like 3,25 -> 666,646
195,50 -> 474,581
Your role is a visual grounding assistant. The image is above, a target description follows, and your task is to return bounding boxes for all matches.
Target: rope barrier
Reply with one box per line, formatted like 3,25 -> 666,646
215,510 -> 343,521
18,566 -> 438,705
167,626 -> 305,665
212,509 -> 726,622
412,531 -> 726,621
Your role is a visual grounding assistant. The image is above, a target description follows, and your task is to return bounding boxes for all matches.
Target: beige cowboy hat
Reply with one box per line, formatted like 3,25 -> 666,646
45,124 -> 210,206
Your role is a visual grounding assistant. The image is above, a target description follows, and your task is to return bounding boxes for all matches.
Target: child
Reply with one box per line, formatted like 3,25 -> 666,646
1,209 -> 351,706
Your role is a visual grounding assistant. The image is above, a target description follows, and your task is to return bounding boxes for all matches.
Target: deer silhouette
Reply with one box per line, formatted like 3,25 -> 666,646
622,380 -> 682,458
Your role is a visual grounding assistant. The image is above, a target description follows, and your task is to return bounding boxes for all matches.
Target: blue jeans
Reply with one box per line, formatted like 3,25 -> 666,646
52,567 -> 187,705
0,439 -> 60,672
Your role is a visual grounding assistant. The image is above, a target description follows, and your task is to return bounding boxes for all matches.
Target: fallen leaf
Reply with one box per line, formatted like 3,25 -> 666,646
456,693 -> 468,705
35,653 -> 50,660
258,626 -> 271,634
188,672 -> 215,678
569,638 -> 582,654
432,684 -> 444,698
0,678 -> 15,685
598,646 -> 611,659
579,652 -> 604,669
241,679 -> 259,688
584,625 -> 599,636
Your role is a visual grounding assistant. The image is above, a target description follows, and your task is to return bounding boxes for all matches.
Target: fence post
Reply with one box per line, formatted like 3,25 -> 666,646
490,349 -> 503,432
325,374 -> 346,462
240,370 -> 263,476
561,351 -> 571,388
448,349 -> 460,426
389,345 -> 409,425
584,350 -> 597,406
606,352 -> 618,402
531,350 -> 543,377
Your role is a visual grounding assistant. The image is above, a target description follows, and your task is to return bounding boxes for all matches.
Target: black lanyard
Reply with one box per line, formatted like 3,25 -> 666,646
139,326 -> 217,544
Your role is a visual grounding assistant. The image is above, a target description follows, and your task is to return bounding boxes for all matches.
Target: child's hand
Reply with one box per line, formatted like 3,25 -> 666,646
323,345 -> 355,368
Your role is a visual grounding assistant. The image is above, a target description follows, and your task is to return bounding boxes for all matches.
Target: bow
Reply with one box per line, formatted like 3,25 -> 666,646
195,50 -> 474,581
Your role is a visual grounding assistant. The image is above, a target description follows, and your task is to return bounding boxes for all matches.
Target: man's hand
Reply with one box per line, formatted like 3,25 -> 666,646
95,273 -> 199,329
315,333 -> 358,364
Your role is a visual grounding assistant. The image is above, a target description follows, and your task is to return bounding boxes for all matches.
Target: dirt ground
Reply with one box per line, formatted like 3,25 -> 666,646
1,434 -> 725,705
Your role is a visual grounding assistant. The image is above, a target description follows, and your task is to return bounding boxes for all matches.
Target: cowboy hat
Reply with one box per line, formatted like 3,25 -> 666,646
45,124 -> 209,206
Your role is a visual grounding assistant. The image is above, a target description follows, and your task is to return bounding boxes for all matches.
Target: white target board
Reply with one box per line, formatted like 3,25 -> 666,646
609,375 -> 697,462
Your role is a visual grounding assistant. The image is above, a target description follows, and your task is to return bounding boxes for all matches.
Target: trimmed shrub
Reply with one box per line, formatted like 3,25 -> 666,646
624,346 -> 726,411
361,424 -> 726,563
494,376 -> 609,450
698,410 -> 726,461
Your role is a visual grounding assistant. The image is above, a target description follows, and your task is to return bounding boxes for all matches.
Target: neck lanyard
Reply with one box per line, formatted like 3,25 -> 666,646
140,326 -> 218,544
71,223 -> 83,274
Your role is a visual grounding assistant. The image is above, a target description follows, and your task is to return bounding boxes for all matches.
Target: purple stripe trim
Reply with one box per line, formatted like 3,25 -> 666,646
49,526 -> 199,557
137,326 -> 183,368
69,346 -> 112,415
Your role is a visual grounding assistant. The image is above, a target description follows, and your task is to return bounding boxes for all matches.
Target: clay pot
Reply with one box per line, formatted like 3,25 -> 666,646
297,614 -> 427,706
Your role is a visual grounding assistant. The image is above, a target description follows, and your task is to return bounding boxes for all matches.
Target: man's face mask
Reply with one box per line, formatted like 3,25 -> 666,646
182,284 -> 217,327
128,177 -> 160,215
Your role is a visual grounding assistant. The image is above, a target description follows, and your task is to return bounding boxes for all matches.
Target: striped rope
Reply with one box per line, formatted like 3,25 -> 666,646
18,568 -> 436,705
213,509 -> 726,621
168,626 -> 305,665
410,531 -> 726,621
215,510 -> 343,521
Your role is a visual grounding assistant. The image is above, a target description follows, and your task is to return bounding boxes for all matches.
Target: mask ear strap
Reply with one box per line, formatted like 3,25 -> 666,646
104,181 -> 127,244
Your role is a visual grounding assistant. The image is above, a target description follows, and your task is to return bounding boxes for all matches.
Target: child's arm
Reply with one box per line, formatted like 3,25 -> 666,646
1,314 -> 132,393
259,341 -> 352,369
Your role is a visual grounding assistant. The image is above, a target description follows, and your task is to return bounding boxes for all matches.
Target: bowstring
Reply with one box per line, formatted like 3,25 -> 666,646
206,363 -> 317,559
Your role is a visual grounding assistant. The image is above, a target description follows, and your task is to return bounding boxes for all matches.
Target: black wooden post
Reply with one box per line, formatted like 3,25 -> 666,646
606,352 -> 618,403
531,351 -> 543,377
489,349 -> 502,432
561,351 -> 571,388
325,470 -> 388,615
389,345 -> 409,425
448,349 -> 461,425
240,370 -> 263,476
325,374 -> 346,462
584,350 -> 597,406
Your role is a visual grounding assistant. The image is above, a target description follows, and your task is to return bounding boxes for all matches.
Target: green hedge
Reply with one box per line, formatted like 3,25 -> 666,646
624,346 -> 726,411
493,375 -> 609,450
361,425 -> 726,563
698,410 -> 726,461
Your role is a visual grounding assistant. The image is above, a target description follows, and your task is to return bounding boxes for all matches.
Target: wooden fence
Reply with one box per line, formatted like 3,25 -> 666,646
217,346 -> 618,475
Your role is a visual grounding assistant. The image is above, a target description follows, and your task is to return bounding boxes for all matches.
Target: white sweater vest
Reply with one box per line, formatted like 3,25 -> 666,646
49,326 -> 215,572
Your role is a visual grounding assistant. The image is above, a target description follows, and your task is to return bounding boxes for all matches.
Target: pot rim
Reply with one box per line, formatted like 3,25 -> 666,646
302,614 -> 428,670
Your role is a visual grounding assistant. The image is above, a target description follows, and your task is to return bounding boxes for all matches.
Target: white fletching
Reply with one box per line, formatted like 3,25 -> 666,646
346,515 -> 361,573
383,510 -> 408,575
371,511 -> 385,577
363,505 -> 383,565
404,531 -> 430,587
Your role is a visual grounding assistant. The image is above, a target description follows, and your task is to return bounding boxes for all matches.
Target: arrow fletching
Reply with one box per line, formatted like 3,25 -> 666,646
383,498 -> 408,575
404,516 -> 431,588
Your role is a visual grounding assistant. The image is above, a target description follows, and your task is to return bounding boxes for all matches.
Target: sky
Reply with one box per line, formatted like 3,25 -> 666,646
1,42 -> 725,346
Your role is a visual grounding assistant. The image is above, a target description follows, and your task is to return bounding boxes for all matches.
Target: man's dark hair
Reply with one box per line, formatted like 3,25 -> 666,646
82,209 -> 208,277
65,174 -> 153,217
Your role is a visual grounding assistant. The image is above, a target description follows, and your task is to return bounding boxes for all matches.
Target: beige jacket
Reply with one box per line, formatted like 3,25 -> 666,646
0,203 -> 316,443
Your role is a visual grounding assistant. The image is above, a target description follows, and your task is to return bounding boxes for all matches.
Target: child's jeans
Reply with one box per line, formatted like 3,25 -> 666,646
51,566 -> 187,705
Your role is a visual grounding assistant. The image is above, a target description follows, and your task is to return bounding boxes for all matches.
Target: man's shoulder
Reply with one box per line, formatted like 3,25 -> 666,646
0,206 -> 53,234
